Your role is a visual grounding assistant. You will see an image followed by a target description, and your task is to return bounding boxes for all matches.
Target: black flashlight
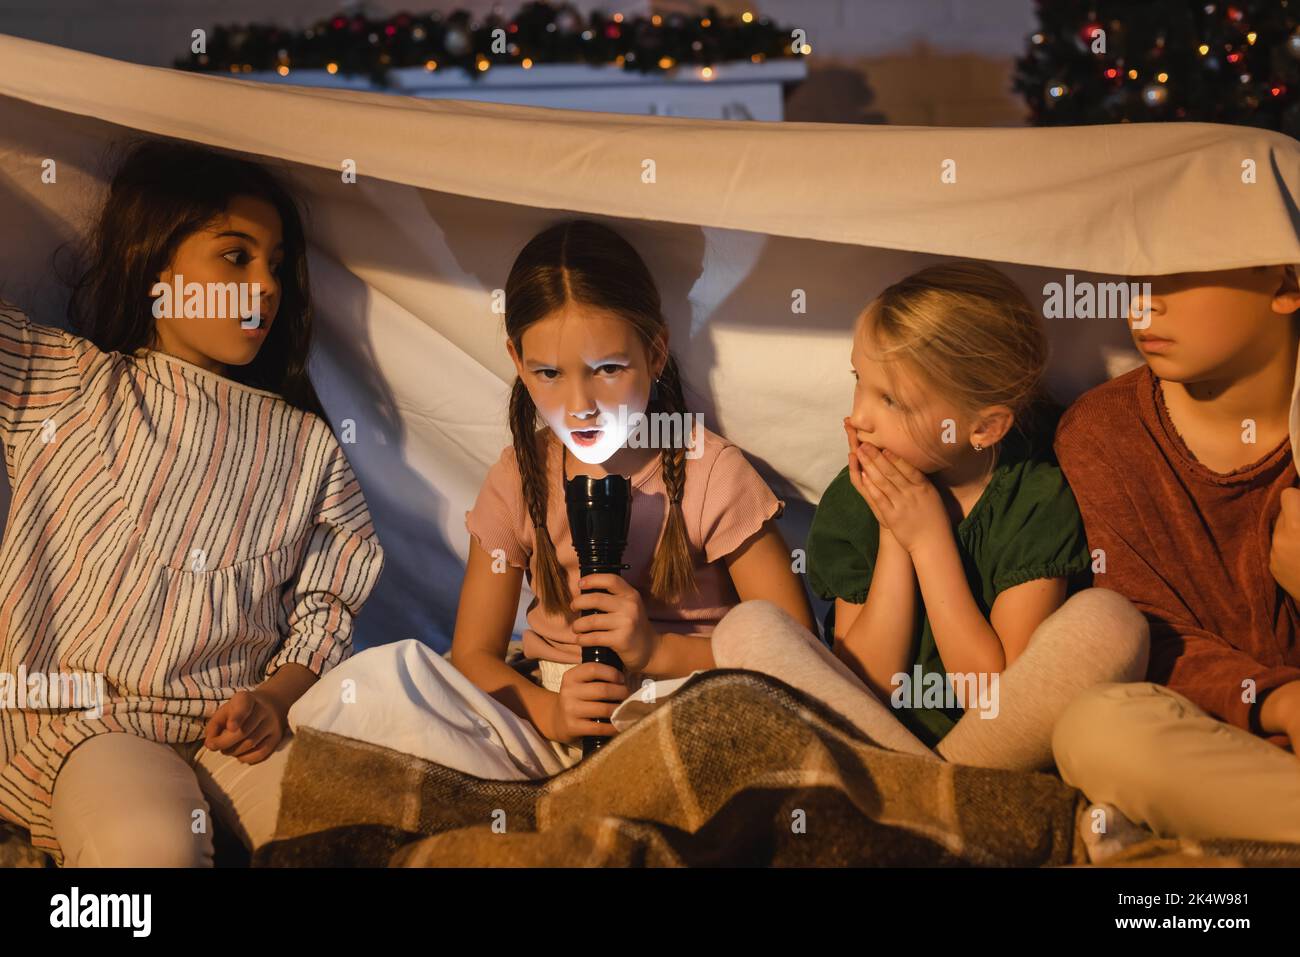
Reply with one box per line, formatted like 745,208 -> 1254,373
564,473 -> 632,757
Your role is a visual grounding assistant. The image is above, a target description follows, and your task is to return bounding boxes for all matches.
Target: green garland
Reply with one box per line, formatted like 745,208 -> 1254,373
175,2 -> 805,86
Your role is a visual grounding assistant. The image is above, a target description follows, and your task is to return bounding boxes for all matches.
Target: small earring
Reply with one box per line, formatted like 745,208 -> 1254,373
649,377 -> 661,401
973,442 -> 984,452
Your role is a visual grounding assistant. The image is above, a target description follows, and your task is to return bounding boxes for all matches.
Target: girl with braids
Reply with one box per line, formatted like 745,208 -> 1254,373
289,219 -> 815,776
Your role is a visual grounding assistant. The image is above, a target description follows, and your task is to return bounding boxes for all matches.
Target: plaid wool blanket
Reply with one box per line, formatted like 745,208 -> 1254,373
257,669 -> 1088,867
6,669 -> 1300,867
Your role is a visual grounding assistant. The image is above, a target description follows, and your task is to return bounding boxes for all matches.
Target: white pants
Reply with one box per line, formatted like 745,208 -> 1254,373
51,731 -> 291,867
289,639 -> 582,780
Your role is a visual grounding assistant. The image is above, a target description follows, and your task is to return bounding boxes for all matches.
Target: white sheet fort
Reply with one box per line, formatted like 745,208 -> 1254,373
0,34 -> 1298,651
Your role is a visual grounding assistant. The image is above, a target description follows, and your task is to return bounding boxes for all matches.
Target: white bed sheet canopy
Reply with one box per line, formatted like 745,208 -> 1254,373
1,35 -> 1298,650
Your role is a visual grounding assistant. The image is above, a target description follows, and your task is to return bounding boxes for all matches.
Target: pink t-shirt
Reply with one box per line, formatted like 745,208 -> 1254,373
465,425 -> 783,663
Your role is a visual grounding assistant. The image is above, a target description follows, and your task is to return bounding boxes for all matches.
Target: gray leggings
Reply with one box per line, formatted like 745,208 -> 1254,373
710,588 -> 1150,772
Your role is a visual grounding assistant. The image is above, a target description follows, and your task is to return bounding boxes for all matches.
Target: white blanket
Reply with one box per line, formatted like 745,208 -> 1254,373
1,34 -> 1298,652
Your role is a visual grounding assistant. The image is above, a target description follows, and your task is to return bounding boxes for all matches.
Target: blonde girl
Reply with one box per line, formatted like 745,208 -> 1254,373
710,261 -> 1150,771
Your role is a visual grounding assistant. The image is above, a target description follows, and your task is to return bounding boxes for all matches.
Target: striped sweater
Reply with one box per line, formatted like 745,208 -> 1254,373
0,305 -> 385,862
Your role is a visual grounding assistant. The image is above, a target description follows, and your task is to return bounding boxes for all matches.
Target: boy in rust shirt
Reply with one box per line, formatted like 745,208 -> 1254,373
1052,265 -> 1300,849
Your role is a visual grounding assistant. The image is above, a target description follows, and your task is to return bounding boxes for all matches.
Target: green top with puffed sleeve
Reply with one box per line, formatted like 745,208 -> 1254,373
806,408 -> 1091,747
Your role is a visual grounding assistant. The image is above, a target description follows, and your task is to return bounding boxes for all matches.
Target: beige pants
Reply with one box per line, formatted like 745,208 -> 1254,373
1053,681 -> 1300,844
710,588 -> 1150,772
50,731 -> 292,867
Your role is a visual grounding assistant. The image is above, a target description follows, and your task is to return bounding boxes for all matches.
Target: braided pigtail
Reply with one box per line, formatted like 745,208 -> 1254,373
648,355 -> 697,603
509,379 -> 572,615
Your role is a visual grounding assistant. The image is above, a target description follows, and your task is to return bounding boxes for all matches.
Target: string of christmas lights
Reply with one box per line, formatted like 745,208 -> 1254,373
1014,0 -> 1300,135
174,2 -> 805,86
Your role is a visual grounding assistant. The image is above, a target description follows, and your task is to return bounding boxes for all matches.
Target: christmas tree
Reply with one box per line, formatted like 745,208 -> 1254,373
1013,1 -> 1300,136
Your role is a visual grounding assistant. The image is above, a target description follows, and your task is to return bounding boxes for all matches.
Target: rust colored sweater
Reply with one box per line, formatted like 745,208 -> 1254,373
1055,365 -> 1300,748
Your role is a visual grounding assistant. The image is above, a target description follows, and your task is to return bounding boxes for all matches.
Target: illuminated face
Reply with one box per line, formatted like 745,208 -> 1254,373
1127,267 -> 1297,384
153,194 -> 283,371
847,307 -> 970,474
509,302 -> 662,465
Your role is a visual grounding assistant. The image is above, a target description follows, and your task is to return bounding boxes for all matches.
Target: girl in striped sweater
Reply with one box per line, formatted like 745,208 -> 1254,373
0,140 -> 385,866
